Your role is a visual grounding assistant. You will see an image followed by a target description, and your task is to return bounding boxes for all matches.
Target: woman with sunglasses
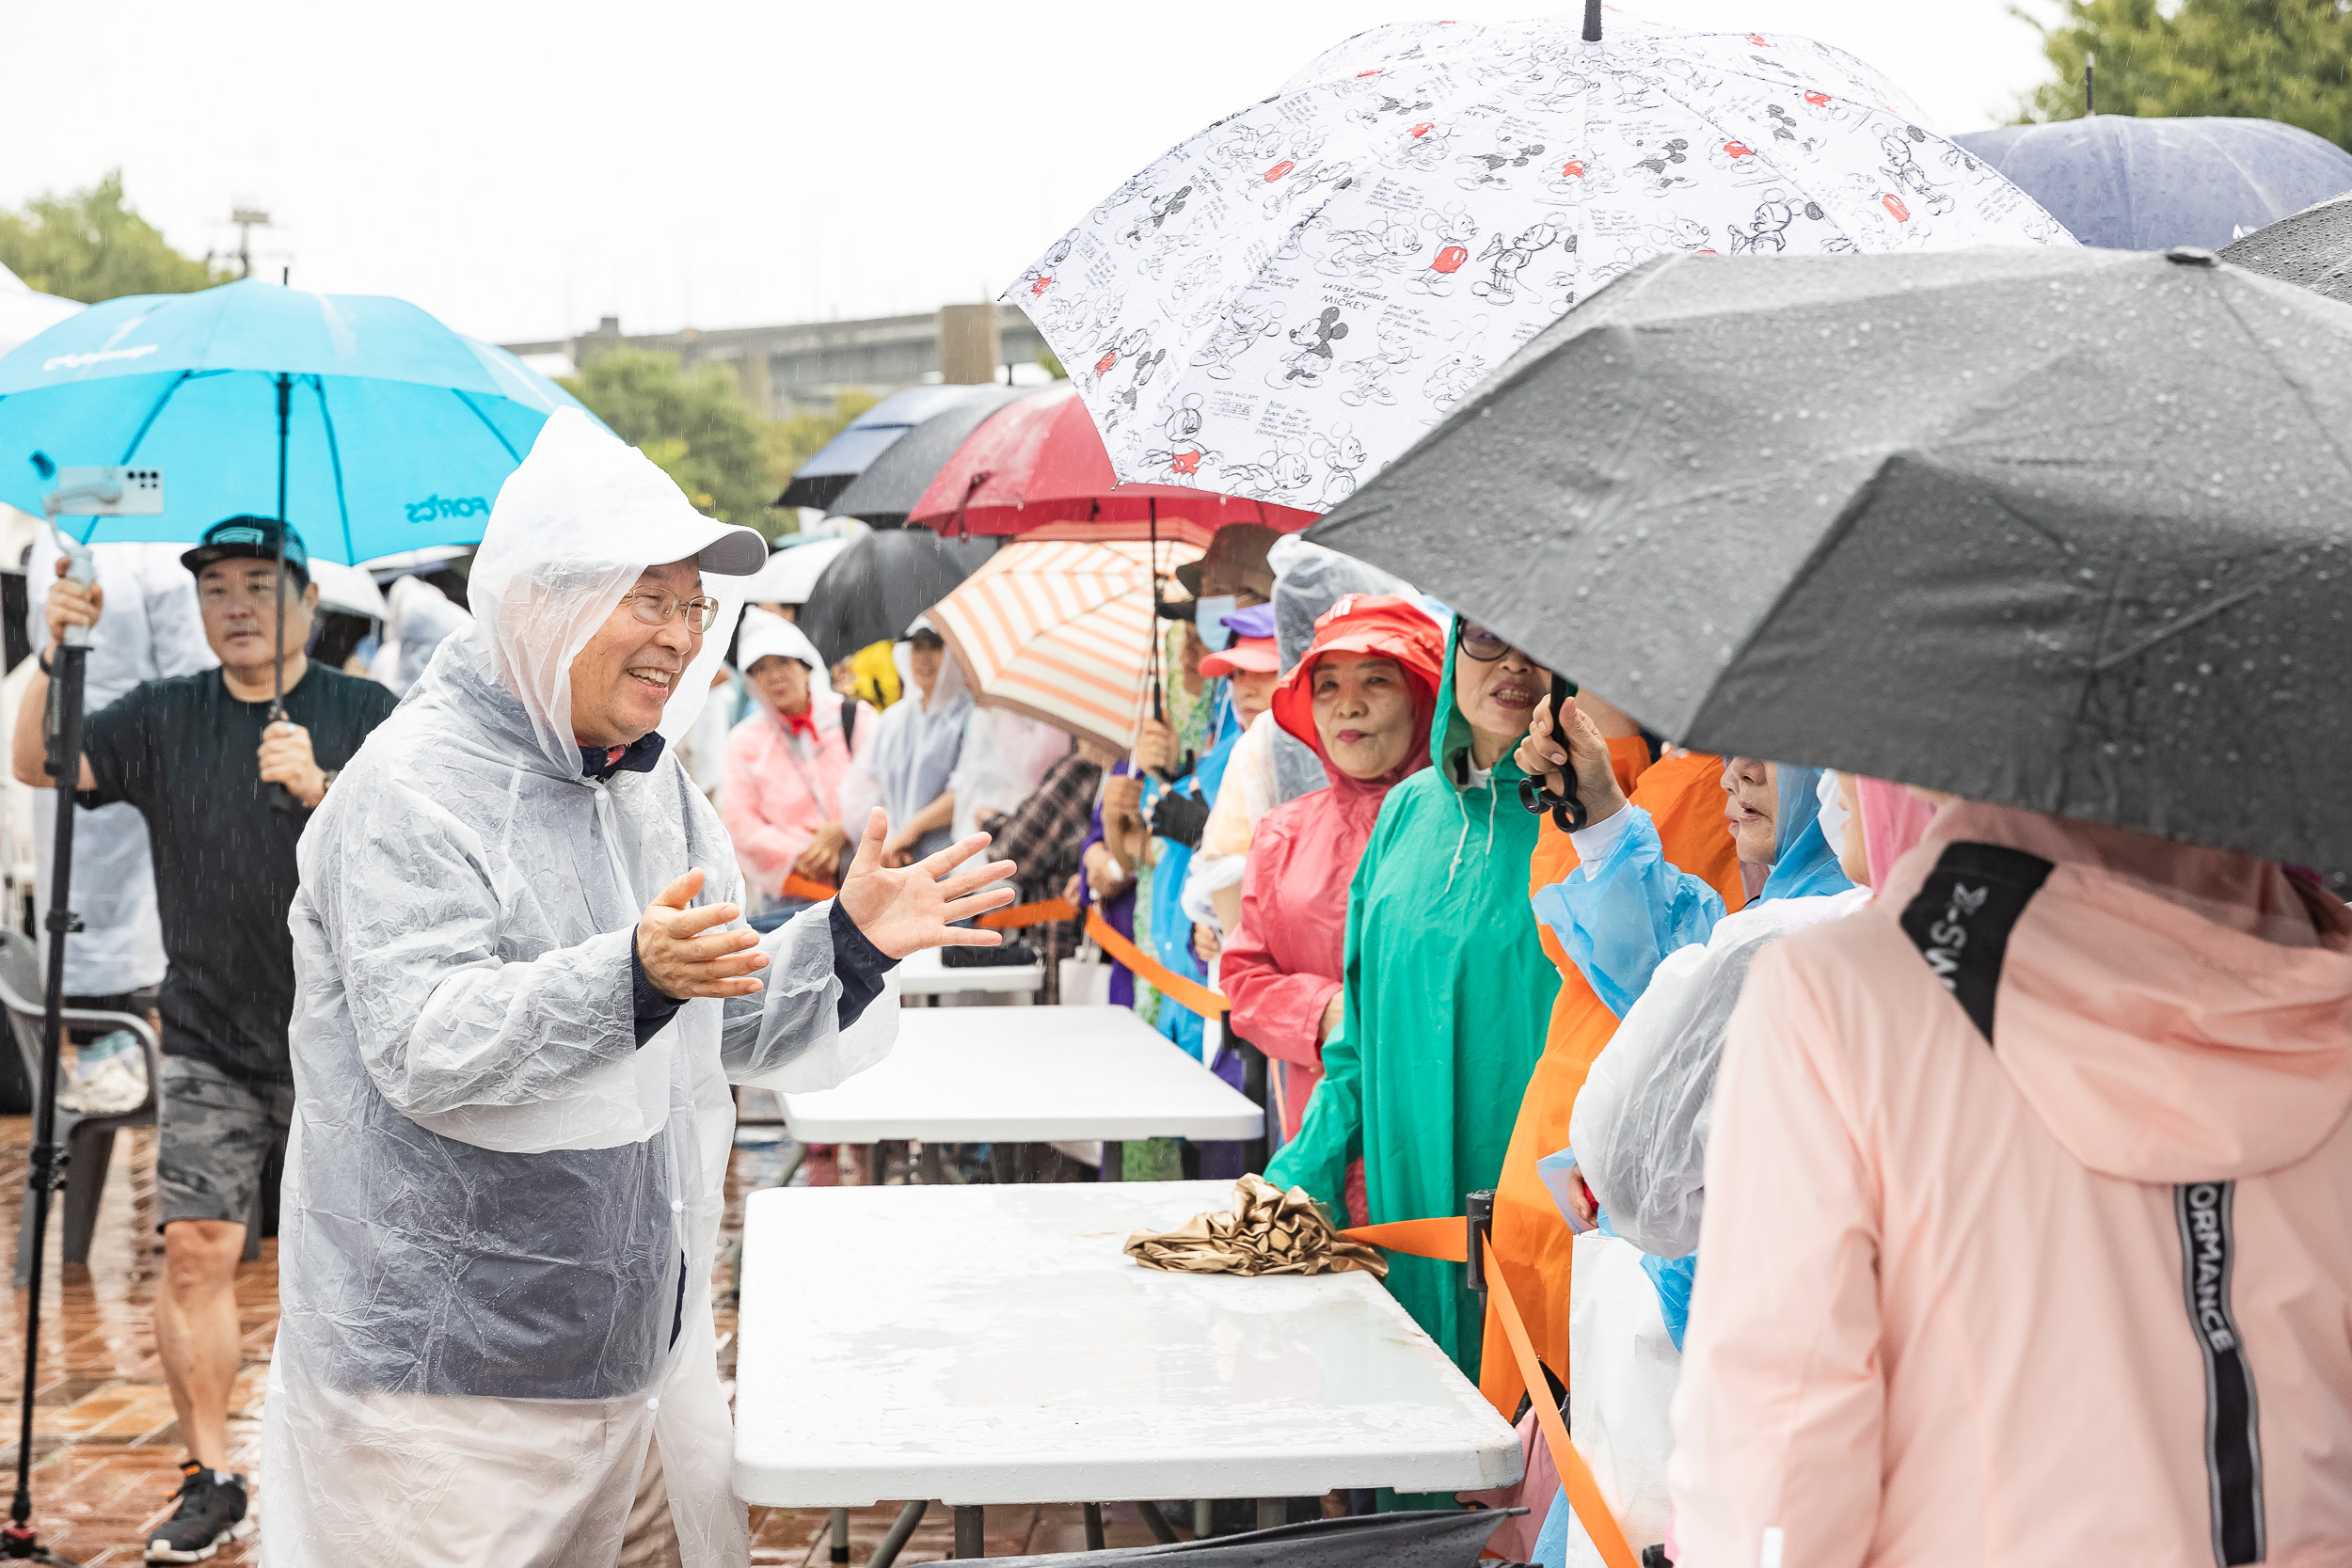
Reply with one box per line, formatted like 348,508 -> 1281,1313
1264,613 -> 1562,1393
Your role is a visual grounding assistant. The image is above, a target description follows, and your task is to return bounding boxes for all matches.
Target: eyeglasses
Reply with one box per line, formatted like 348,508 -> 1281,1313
624,590 -> 722,634
1458,622 -> 1514,662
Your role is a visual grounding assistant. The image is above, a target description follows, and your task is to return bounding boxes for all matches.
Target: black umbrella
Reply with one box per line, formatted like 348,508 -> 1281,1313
2221,190 -> 2352,306
830,387 -> 1039,527
800,525 -> 977,668
1311,245 -> 2352,870
982,1510 -> 1523,1567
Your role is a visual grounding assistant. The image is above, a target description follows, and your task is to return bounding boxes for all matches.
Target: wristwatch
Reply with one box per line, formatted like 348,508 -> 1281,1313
318,769 -> 340,796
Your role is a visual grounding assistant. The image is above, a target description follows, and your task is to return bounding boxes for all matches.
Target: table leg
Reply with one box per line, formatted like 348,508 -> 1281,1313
828,1506 -> 850,1563
1082,1502 -> 1105,1550
1134,1500 -> 1180,1544
917,1141 -> 945,1184
952,1504 -> 985,1558
1193,1499 -> 1214,1539
1101,1141 -> 1122,1183
868,1499 -> 929,1568
1256,1498 -> 1285,1532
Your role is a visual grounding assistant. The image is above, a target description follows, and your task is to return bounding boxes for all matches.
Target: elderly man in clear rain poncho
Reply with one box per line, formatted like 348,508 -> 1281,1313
260,408 -> 1015,1567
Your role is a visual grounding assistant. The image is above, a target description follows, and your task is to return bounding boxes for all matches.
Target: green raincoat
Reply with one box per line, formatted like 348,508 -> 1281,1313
1263,624 -> 1554,1382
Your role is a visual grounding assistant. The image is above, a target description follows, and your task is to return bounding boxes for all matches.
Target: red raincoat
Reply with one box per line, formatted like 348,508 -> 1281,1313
1221,595 -> 1446,1137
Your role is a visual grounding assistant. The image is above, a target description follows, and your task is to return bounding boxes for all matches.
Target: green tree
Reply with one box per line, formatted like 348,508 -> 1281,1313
0,170 -> 228,303
561,348 -> 779,533
2016,0 -> 2352,149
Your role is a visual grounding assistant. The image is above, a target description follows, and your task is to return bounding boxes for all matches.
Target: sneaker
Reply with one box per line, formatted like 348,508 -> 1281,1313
146,1462 -> 253,1563
60,1037 -> 147,1117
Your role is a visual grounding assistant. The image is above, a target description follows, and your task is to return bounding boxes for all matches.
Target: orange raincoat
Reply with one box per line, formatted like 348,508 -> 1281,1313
1477,743 -> 1741,1418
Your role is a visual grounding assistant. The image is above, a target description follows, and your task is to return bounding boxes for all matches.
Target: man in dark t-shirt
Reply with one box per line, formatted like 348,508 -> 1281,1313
10,515 -> 395,1560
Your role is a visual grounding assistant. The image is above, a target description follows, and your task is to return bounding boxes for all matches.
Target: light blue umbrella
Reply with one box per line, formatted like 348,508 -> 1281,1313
1952,116 -> 2352,252
0,278 -> 601,563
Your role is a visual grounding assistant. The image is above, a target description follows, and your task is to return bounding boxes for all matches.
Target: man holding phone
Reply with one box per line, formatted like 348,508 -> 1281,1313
11,515 -> 397,1561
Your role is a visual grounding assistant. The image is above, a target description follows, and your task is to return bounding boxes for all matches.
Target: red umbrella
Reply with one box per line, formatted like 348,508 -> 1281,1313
908,384 -> 1315,545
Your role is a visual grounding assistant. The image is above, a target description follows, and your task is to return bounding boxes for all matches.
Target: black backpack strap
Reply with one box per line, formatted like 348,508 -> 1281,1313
1895,842 -> 2055,1044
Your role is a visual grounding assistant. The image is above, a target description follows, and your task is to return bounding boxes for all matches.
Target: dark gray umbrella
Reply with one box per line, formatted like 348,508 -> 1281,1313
982,1510 -> 1523,1567
779,385 -> 1025,512
829,388 -> 1040,527
2222,190 -> 2352,305
801,525 -> 977,668
1311,245 -> 2352,870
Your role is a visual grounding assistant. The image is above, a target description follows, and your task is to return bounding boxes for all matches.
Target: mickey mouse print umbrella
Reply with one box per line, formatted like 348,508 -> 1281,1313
1010,4 -> 2072,516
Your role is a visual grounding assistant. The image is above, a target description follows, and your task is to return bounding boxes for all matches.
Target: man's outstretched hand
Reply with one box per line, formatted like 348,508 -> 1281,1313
837,807 -> 1018,959
638,869 -> 770,999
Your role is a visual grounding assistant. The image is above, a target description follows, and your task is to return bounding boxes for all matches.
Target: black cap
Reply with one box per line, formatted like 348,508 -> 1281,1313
181,515 -> 310,585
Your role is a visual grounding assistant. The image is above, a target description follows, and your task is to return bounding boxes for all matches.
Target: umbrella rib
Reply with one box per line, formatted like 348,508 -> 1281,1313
115,370 -> 195,465
2210,284 -> 2352,494
451,388 -> 523,463
309,375 -> 357,565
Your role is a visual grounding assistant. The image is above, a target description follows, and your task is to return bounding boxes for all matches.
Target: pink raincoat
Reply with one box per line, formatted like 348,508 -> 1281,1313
1671,800 -> 2352,1568
1221,595 -> 1443,1138
721,612 -> 870,899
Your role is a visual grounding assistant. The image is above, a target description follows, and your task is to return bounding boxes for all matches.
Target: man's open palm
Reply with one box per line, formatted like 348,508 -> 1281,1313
837,808 -> 1018,959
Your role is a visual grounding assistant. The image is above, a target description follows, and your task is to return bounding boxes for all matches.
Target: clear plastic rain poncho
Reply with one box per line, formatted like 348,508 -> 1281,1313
1567,889 -> 1867,1259
866,620 -> 971,861
367,571 -> 474,695
263,407 -> 897,1568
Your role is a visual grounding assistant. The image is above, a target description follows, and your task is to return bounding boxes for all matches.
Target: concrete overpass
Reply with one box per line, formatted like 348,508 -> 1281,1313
501,304 -> 1051,416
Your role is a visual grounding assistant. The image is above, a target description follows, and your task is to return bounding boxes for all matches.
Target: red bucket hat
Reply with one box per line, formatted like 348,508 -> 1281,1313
1270,594 -> 1447,760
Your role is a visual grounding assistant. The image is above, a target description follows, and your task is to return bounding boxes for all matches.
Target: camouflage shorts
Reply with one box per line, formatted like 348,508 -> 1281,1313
156,1055 -> 294,1230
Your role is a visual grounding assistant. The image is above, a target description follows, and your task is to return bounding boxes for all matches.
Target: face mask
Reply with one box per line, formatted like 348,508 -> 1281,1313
1196,594 -> 1238,652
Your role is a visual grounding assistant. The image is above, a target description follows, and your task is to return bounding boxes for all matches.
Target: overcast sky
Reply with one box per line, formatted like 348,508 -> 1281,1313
10,1 -> 2063,347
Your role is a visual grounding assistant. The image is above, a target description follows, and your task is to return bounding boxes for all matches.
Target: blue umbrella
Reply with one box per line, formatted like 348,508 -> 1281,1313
0,277 -> 600,564
776,384 -> 1024,512
1952,116 -> 2352,251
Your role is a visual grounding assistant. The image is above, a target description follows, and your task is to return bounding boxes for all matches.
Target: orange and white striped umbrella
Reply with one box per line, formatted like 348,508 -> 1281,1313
929,537 -> 1201,751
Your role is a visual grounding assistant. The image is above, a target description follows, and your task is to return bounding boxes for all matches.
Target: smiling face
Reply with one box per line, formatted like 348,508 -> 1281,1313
1721,755 -> 1779,863
1454,631 -> 1549,767
567,558 -> 704,748
197,558 -> 317,678
1311,652 -> 1416,781
749,653 -> 811,716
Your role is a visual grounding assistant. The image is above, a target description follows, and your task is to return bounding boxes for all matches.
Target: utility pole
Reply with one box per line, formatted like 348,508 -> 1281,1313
230,207 -> 271,278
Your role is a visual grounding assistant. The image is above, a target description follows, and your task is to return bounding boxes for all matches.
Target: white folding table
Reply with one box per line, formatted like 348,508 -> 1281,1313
733,1181 -> 1522,1558
895,946 -> 1045,1002
778,1005 -> 1262,1146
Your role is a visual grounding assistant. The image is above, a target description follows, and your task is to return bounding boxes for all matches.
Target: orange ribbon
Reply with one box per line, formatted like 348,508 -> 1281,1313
782,872 -> 839,904
979,897 -> 1079,931
1340,1218 -> 1638,1568
1083,907 -> 1229,1020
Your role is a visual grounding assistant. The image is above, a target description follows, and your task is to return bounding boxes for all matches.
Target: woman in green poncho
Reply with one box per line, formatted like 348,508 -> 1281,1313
1265,613 -> 1556,1382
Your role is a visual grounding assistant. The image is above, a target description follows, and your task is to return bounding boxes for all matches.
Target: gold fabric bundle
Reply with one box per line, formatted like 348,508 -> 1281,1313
1121,1174 -> 1388,1278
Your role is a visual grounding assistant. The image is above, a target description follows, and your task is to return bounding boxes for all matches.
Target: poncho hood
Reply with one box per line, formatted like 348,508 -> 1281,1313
468,406 -> 769,776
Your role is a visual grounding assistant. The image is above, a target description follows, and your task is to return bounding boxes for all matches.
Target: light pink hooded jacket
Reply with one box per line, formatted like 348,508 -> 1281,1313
1670,800 -> 2352,1568
721,612 -> 872,898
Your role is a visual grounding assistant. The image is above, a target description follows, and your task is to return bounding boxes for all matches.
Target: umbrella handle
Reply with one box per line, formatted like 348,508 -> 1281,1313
1582,0 -> 1602,41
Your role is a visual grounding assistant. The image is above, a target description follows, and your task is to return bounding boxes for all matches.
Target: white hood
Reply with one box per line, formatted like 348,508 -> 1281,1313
468,407 -> 769,773
735,605 -> 825,677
